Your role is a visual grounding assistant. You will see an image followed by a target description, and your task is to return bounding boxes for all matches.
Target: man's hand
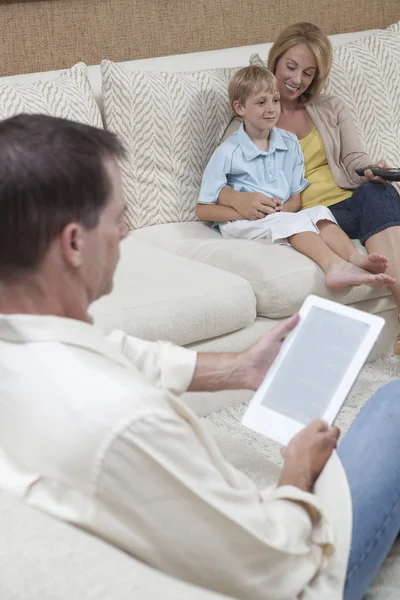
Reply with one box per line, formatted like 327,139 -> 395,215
364,160 -> 389,184
240,314 -> 300,389
231,191 -> 281,220
188,314 -> 299,393
278,420 -> 341,492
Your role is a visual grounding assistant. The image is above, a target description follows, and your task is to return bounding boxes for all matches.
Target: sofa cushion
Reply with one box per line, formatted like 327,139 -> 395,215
101,59 -> 239,230
250,21 -> 400,169
90,237 -> 256,344
130,222 -> 394,318
0,62 -> 102,128
0,490 -> 234,600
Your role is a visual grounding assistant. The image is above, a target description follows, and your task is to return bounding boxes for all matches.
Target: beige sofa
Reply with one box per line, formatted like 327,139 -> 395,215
1,22 -> 400,600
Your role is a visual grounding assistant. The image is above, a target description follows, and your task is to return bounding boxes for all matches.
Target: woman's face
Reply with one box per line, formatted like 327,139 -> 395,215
274,44 -> 317,103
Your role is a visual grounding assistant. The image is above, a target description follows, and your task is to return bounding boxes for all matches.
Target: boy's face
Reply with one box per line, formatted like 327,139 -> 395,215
233,87 -> 281,135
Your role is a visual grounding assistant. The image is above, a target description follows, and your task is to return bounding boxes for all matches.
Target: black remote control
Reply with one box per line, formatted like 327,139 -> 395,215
355,166 -> 400,181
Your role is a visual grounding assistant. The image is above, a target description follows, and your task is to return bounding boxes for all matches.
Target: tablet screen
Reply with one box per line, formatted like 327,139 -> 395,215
260,306 -> 369,424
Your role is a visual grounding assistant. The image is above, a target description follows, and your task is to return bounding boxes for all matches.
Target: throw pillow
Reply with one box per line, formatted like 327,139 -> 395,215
0,62 -> 102,129
249,21 -> 400,166
324,22 -> 400,165
101,60 -> 238,230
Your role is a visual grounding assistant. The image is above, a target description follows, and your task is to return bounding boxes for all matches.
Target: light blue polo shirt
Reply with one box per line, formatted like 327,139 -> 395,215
198,124 -> 309,217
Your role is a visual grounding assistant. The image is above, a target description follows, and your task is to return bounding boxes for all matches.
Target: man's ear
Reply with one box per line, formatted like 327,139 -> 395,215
60,223 -> 84,267
232,100 -> 245,117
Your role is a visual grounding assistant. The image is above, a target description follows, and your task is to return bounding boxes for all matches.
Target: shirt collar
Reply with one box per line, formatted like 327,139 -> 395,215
0,314 -> 131,369
238,123 -> 287,161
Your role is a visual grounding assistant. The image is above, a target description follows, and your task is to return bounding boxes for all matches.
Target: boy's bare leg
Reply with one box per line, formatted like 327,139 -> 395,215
317,220 -> 389,274
288,231 -> 395,290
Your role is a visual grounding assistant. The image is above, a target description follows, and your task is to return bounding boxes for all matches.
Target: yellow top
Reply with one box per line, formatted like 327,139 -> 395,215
300,126 -> 352,210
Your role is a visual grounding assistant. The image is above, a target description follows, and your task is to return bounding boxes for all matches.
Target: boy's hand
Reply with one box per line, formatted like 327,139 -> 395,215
231,191 -> 281,220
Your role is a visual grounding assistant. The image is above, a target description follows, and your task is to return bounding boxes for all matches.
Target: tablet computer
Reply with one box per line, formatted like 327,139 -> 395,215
241,295 -> 384,445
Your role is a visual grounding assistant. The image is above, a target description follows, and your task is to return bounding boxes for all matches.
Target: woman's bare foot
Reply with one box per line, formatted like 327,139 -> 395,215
325,261 -> 395,290
348,251 -> 389,274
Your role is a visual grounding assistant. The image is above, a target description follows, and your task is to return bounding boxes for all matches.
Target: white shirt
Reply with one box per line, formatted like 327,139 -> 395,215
0,315 -> 351,599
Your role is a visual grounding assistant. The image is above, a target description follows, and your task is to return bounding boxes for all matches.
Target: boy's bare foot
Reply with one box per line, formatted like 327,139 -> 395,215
325,262 -> 395,290
348,251 -> 388,274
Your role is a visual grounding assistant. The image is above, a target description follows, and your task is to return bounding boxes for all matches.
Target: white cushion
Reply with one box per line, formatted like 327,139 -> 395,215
90,237 -> 256,344
324,21 -> 400,167
0,62 -> 102,128
130,222 -> 394,318
101,59 -> 238,230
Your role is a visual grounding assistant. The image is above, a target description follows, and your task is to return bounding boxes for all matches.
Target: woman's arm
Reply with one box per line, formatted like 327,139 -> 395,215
335,97 -> 374,185
280,193 -> 301,213
219,186 -> 280,220
196,202 -> 243,222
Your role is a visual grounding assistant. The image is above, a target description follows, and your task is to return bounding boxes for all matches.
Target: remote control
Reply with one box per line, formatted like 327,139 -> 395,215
355,166 -> 400,181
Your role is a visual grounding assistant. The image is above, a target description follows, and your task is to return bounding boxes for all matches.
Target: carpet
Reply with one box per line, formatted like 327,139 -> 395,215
203,355 -> 400,599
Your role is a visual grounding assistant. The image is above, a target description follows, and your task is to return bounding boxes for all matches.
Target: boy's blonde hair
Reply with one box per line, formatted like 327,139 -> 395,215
228,66 -> 278,112
268,22 -> 332,103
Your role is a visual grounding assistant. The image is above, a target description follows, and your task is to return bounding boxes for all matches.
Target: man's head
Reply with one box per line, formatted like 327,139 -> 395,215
0,114 -> 128,311
228,66 -> 280,135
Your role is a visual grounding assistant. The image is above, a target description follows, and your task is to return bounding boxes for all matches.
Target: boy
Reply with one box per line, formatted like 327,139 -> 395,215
196,66 -> 393,290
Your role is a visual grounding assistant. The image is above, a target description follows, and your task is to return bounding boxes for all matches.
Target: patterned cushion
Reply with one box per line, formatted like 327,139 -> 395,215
250,21 -> 400,166
0,62 -> 102,129
324,21 -> 400,165
101,60 -> 238,230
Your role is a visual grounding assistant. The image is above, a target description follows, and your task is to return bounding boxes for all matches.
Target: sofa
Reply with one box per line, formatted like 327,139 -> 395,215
1,20 -> 400,600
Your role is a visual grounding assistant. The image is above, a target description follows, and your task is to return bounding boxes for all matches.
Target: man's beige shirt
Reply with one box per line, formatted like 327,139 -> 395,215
0,315 -> 352,599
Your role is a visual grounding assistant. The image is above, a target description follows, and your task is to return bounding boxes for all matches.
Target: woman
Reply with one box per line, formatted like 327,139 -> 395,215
220,22 -> 400,354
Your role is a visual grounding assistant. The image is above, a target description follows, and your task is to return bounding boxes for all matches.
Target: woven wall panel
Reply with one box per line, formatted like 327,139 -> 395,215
0,0 -> 399,76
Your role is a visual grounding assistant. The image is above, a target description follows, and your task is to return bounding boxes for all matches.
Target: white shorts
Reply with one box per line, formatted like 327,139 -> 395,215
219,206 -> 338,245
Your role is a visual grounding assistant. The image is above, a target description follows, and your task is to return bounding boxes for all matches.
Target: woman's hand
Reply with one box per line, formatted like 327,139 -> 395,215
278,419 -> 340,492
230,191 -> 281,220
364,160 -> 389,184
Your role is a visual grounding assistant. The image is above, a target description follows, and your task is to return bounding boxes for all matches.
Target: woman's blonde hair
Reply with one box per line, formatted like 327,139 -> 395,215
228,65 -> 278,112
268,22 -> 332,103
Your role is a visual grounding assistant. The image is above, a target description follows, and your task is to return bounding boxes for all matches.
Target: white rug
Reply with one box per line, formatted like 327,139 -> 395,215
203,355 -> 400,599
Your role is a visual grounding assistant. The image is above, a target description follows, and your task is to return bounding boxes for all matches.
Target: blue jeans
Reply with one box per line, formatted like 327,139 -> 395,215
329,183 -> 400,245
337,380 -> 400,599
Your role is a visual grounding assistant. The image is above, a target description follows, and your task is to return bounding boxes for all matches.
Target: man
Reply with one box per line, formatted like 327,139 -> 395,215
0,114 -> 350,599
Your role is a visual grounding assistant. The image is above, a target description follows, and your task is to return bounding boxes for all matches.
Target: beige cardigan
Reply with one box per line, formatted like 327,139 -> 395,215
223,94 -> 372,189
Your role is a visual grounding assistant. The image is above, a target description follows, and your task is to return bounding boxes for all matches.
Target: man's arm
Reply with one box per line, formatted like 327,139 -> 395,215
108,315 -> 299,396
100,408 -> 335,600
188,315 -> 299,392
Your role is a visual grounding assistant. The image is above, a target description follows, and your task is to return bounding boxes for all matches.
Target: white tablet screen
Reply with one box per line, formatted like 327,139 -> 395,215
260,306 -> 369,424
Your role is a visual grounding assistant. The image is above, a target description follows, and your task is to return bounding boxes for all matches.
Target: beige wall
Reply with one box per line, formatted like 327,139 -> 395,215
1,0 -> 399,76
